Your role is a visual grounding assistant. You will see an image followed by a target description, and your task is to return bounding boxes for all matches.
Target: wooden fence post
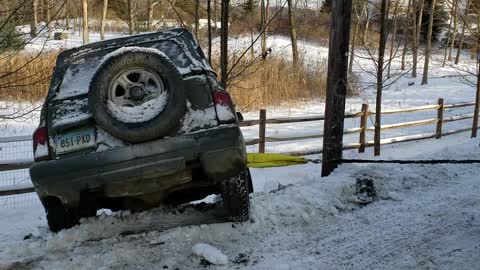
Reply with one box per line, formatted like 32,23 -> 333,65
259,109 -> 266,153
436,98 -> 444,139
359,103 -> 369,153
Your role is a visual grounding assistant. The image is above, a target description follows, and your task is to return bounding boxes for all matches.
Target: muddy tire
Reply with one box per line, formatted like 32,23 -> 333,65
221,168 -> 251,222
44,198 -> 79,232
89,49 -> 186,143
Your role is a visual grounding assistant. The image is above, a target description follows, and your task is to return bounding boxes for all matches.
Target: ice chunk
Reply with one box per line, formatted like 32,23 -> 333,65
192,243 -> 228,265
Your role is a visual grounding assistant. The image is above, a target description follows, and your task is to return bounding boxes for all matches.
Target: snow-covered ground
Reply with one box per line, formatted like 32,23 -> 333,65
0,27 -> 479,269
0,134 -> 479,269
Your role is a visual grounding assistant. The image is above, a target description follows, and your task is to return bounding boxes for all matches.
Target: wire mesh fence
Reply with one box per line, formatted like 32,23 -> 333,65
0,139 -> 38,208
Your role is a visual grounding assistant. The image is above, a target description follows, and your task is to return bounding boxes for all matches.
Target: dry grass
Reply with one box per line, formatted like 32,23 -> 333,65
0,52 -> 57,101
224,53 -> 358,111
0,51 -> 357,112
226,56 -> 329,111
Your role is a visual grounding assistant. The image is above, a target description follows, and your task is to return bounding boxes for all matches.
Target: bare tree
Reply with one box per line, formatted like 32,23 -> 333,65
207,0 -> 212,63
45,0 -> 51,34
147,0 -> 154,31
213,0 -> 217,32
286,0 -> 298,66
374,0 -> 389,156
455,0 -> 471,65
412,0 -> 425,78
442,0 -> 454,66
82,0 -> 89,44
421,0 -> 436,85
387,0 -> 400,78
401,0 -> 412,70
195,0 -> 200,37
448,0 -> 458,61
349,0 -> 365,74
220,0 -> 230,88
30,0 -> 38,38
128,0 -> 134,35
100,0 -> 108,40
260,0 -> 270,56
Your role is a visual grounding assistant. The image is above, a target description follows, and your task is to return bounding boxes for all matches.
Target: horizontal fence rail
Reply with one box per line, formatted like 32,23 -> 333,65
1,99 -> 479,200
242,100 -> 479,155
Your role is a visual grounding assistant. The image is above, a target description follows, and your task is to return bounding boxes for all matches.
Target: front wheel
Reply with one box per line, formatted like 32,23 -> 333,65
221,168 -> 251,222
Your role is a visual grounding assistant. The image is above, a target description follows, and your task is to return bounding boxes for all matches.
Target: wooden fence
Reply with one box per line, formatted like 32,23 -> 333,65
240,99 -> 479,156
0,99 -> 478,197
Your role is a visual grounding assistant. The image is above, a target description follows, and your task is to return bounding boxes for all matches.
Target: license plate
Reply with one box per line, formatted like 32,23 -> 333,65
55,129 -> 96,154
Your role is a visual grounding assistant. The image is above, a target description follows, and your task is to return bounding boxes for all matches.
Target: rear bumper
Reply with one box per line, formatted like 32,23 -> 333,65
30,125 -> 246,205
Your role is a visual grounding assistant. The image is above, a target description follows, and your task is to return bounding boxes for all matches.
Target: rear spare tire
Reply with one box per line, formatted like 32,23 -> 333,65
89,47 -> 186,143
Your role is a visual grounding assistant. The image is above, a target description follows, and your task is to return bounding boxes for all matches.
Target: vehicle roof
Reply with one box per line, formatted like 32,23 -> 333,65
48,28 -> 213,100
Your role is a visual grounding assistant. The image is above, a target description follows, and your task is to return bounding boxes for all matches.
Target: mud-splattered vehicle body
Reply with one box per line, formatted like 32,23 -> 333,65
30,28 -> 251,232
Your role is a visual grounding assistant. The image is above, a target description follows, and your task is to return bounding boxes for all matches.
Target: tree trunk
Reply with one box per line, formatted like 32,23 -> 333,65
195,0 -> 199,37
128,0 -> 134,35
349,1 -> 364,74
362,9 -> 370,46
148,0 -> 154,31
412,0 -> 417,76
220,0 -> 230,89
387,1 -> 400,78
472,33 -> 480,137
64,0 -> 69,30
100,0 -> 108,40
45,0 -> 51,34
213,0 -> 217,32
421,0 -> 436,85
412,0 -> 425,78
30,0 -> 38,38
250,6 -> 255,59
82,0 -> 89,44
448,0 -> 458,61
287,0 -> 299,67
261,0 -> 267,55
455,0 -> 471,65
207,0 -> 212,64
401,0 -> 412,70
442,3 -> 454,67
374,0 -> 389,156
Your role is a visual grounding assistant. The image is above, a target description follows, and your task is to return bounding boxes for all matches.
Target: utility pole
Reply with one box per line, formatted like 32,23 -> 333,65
321,0 -> 352,177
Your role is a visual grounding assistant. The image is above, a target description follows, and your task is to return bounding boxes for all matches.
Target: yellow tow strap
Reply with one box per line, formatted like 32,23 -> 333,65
246,153 -> 310,168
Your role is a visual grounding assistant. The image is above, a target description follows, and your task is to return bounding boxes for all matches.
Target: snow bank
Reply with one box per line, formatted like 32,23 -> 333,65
192,243 -> 228,265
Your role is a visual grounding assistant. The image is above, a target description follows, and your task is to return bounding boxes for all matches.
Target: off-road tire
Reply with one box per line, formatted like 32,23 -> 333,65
221,168 -> 251,222
89,49 -> 186,143
44,198 -> 79,232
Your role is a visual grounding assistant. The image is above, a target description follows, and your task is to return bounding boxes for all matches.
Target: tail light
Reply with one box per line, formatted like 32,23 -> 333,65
33,126 -> 51,162
212,88 -> 236,122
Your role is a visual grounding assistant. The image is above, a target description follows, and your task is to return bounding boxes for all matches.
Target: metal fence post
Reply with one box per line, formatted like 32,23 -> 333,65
259,109 -> 266,153
359,103 -> 369,153
436,98 -> 444,139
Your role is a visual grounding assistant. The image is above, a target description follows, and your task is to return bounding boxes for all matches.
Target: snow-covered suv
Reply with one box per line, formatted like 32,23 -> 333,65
30,28 -> 252,232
